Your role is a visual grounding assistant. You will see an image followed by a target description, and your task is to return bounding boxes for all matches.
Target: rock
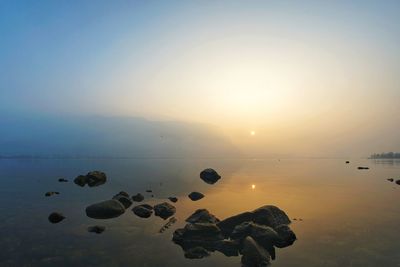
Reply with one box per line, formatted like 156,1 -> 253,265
188,192 -> 204,201
252,205 -> 291,228
74,175 -> 87,187
132,193 -> 144,202
241,236 -> 271,267
357,167 -> 369,170
73,171 -> 107,187
45,191 -> 60,197
159,217 -> 177,233
58,178 -> 68,182
154,202 -> 176,220
85,200 -> 125,219
273,224 -> 297,248
112,193 -> 133,209
387,178 -> 394,182
213,239 -> 240,256
396,180 -> 400,185
168,197 -> 178,203
217,212 -> 254,236
132,204 -> 153,218
200,168 -> 221,184
86,171 -> 107,187
88,225 -> 105,234
146,189 -> 152,193
186,209 -> 220,224
48,212 -> 65,224
184,246 -> 210,259
345,161 -> 350,164
117,191 -> 129,198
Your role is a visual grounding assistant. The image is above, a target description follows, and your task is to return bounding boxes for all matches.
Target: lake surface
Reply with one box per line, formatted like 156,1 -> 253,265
0,158 -> 399,267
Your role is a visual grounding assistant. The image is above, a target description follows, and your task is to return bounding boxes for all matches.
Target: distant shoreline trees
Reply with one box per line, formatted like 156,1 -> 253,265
370,152 -> 400,159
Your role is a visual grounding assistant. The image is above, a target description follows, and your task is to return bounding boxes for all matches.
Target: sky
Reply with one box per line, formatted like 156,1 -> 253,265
1,0 -> 400,157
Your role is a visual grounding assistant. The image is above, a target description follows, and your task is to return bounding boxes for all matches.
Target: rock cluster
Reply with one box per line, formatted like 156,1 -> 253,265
74,171 -> 107,187
173,205 -> 296,266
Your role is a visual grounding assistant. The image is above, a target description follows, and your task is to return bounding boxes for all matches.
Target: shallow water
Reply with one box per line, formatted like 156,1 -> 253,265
0,158 -> 399,267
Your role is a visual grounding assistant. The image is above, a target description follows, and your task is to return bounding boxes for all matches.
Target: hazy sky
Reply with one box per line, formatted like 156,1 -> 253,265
1,0 -> 399,156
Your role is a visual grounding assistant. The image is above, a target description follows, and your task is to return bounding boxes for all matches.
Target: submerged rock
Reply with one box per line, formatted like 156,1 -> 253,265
112,192 -> 132,209
168,197 -> 178,203
154,202 -> 176,220
85,199 -> 125,219
186,209 -> 220,224
132,193 -> 145,202
200,168 -> 221,184
345,161 -> 350,164
188,192 -> 204,201
74,171 -> 107,187
132,204 -> 153,218
58,178 -> 68,182
48,212 -> 65,224
45,191 -> 60,197
88,225 -> 105,234
387,178 -> 394,182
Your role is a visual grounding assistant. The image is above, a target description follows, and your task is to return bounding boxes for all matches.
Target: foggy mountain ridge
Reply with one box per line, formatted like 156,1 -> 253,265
0,114 -> 241,158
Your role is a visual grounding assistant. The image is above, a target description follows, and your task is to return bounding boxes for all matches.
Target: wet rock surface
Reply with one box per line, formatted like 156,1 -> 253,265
154,202 -> 176,220
132,193 -> 145,202
85,199 -> 125,219
186,209 -> 220,224
200,168 -> 221,184
48,212 -> 65,224
112,192 -> 133,209
74,171 -> 107,187
132,204 -> 153,218
58,178 -> 68,182
88,225 -> 105,234
173,205 -> 296,266
188,192 -> 204,201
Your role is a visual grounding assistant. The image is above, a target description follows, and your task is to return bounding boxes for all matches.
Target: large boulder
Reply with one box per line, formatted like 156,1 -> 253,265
85,199 -> 125,219
217,212 -> 254,236
252,205 -> 291,228
154,202 -> 176,220
200,168 -> 221,184
74,171 -> 107,187
241,236 -> 271,267
186,209 -> 220,224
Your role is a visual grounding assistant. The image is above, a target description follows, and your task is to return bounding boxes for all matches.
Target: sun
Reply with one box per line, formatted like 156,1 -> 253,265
250,131 -> 256,136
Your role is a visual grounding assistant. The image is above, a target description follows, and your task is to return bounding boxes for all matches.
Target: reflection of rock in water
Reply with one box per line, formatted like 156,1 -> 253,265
172,205 -> 296,266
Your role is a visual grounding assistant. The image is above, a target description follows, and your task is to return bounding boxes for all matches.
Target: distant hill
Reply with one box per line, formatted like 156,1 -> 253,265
0,114 -> 240,158
370,152 -> 400,159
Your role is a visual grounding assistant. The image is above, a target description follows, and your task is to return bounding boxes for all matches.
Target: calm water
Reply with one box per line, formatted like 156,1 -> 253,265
0,158 -> 399,267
